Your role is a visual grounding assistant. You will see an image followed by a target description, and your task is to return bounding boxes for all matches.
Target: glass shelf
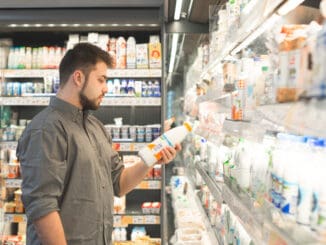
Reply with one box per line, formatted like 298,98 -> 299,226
194,164 -> 323,245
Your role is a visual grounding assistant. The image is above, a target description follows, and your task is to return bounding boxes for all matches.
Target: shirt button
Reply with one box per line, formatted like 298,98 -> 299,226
102,185 -> 105,189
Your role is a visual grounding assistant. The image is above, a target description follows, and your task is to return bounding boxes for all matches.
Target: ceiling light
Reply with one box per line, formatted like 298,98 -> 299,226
99,24 -> 107,27
187,0 -> 194,17
86,24 -> 94,27
60,24 -> 68,27
174,0 -> 183,20
168,33 -> 179,73
47,24 -> 55,27
277,0 -> 305,16
72,24 -> 80,27
35,24 -> 42,27
9,24 -> 17,27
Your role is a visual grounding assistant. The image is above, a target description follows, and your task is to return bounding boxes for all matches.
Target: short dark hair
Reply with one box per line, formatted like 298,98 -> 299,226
59,43 -> 112,87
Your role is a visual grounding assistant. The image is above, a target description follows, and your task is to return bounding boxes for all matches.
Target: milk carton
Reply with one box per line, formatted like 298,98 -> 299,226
136,44 -> 148,69
127,36 -> 136,69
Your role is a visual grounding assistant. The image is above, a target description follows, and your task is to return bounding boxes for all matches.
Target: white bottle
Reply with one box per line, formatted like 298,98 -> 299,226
138,122 -> 192,167
126,36 -> 136,69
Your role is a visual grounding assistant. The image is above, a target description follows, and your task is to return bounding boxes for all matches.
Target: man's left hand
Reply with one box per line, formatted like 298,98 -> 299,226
157,143 -> 182,165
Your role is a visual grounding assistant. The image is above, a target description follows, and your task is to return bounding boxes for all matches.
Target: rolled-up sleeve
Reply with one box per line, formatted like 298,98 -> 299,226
17,125 -> 67,222
103,127 -> 124,197
110,150 -> 124,196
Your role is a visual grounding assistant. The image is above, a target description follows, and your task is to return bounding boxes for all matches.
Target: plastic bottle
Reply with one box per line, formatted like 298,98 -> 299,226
138,122 -> 192,167
296,138 -> 319,226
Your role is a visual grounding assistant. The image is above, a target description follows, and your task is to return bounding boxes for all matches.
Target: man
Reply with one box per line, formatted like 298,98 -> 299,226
17,43 -> 180,245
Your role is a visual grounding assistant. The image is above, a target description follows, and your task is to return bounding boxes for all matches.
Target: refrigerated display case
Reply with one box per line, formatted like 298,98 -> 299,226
165,0 -> 326,244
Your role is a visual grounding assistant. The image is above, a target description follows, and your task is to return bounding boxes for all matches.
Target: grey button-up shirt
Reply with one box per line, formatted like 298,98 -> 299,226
17,97 -> 124,245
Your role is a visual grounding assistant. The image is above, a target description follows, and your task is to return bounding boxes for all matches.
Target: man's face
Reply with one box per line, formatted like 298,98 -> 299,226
79,62 -> 108,110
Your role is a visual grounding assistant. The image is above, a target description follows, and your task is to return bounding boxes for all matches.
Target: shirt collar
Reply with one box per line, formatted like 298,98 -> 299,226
49,96 -> 90,122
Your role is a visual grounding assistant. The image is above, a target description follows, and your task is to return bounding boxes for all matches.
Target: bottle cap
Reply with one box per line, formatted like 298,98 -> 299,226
183,122 -> 192,132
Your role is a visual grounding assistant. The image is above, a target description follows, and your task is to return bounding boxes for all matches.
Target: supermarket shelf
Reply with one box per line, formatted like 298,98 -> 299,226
112,142 -> 147,152
186,171 -> 221,245
256,100 -> 326,138
200,0 -> 285,78
135,180 -> 161,190
4,213 -> 26,223
2,179 -> 160,190
0,96 -> 161,106
113,214 -> 160,227
221,181 -> 264,244
107,69 -> 162,78
0,141 -> 18,149
2,69 -> 58,78
4,178 -> 22,188
1,69 -> 161,78
195,164 -> 223,203
195,164 -> 264,244
102,97 -> 161,106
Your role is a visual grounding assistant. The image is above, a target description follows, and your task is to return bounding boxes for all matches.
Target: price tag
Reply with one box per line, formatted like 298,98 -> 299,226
129,143 -> 135,151
13,214 -> 25,223
137,181 -> 148,189
144,215 -> 157,224
4,214 -> 11,222
113,215 -> 122,226
112,143 -> 120,151
121,215 -> 132,226
148,180 -> 160,189
5,179 -> 22,188
132,216 -> 144,224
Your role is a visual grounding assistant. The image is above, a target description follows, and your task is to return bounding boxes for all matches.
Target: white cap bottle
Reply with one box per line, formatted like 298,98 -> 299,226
138,122 -> 192,167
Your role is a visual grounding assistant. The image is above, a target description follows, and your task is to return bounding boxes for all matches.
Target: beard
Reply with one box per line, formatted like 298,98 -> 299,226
79,91 -> 100,110
79,81 -> 101,110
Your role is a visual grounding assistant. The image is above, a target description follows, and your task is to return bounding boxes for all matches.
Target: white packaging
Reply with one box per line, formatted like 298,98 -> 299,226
127,36 -> 136,69
138,122 -> 192,167
116,36 -> 126,69
87,32 -> 99,44
136,44 -> 148,69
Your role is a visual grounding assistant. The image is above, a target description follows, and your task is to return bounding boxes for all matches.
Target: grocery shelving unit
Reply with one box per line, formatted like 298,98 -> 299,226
165,0 -> 325,244
0,5 -> 166,244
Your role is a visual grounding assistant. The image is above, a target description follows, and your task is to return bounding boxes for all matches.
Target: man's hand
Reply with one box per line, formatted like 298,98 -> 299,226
157,143 -> 182,165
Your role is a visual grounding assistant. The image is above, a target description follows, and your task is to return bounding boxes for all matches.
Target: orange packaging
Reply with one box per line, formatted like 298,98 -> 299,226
116,37 -> 127,69
148,42 -> 161,69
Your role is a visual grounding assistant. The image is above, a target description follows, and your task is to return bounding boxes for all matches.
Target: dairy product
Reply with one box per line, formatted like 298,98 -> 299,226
138,122 -> 192,167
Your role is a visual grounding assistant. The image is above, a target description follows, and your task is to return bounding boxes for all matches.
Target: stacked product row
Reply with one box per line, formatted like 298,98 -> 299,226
0,32 -> 161,70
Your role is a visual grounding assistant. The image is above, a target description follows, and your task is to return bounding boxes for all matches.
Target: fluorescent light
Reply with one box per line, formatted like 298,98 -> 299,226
277,0 -> 305,16
174,0 -> 183,20
47,24 -> 55,27
60,24 -> 68,27
231,14 -> 280,55
9,24 -> 18,27
168,33 -> 179,73
187,0 -> 194,17
22,24 -> 30,27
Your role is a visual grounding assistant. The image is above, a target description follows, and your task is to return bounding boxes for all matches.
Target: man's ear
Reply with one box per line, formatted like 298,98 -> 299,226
72,70 -> 85,88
